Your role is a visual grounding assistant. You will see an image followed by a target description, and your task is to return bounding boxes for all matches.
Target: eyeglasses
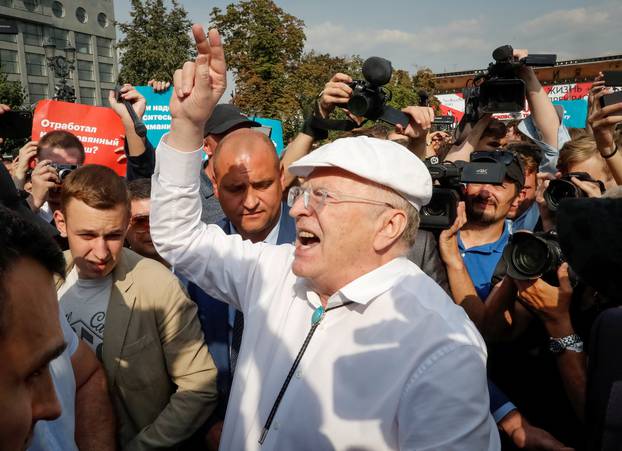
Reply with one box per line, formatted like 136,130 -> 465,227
287,185 -> 394,212
129,214 -> 150,232
471,150 -> 517,166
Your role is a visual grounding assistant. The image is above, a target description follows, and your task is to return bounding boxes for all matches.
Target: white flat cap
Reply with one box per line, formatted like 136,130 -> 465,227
289,136 -> 432,210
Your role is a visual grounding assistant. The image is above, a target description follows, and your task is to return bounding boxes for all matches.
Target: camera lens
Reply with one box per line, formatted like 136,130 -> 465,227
422,197 -> 446,217
511,234 -> 549,277
544,179 -> 581,211
347,94 -> 371,117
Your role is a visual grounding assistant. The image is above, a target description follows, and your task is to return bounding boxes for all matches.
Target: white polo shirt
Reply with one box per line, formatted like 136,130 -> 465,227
151,138 -> 500,451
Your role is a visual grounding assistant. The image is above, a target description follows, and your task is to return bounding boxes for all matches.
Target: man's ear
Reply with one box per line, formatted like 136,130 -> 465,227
279,164 -> 285,188
373,209 -> 408,253
54,210 -> 68,238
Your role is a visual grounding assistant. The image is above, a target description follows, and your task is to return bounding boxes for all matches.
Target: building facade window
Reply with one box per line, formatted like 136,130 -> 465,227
52,1 -> 64,17
26,52 -> 46,76
75,32 -> 92,54
0,49 -> 19,73
0,31 -> 16,43
79,87 -> 95,105
22,0 -> 41,13
98,62 -> 114,82
75,6 -> 87,23
49,27 -> 69,49
28,82 -> 48,103
100,92 -> 110,107
97,12 -> 108,28
77,60 -> 94,81
96,37 -> 112,57
22,22 -> 43,47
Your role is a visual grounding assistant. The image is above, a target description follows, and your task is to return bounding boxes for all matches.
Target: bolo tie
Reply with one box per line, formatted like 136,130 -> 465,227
258,301 -> 354,445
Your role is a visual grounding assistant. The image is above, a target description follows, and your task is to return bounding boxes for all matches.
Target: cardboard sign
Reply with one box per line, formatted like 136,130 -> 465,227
135,85 -> 172,147
32,100 -> 126,176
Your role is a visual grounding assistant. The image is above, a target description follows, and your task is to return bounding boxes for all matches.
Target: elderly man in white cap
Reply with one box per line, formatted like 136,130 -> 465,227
150,25 -> 500,451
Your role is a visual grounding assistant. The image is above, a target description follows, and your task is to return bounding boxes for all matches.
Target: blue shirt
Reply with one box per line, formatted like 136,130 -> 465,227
510,202 -> 540,233
458,222 -> 511,300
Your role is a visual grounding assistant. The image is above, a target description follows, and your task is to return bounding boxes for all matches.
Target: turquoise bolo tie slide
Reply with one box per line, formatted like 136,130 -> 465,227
311,306 -> 325,325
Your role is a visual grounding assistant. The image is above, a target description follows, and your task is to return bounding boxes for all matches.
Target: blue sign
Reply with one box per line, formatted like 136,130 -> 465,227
552,99 -> 588,129
136,86 -> 172,147
249,116 -> 285,157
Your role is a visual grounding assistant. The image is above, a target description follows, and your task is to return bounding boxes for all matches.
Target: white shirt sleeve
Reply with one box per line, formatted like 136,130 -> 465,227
150,135 -> 293,314
398,343 -> 500,450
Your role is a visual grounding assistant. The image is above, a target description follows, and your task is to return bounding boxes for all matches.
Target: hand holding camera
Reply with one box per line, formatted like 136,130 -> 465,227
513,263 -> 573,332
589,80 -> 622,160
12,140 -> 38,189
438,200 -> 467,270
30,159 -> 61,211
317,73 -> 353,118
395,106 -> 434,140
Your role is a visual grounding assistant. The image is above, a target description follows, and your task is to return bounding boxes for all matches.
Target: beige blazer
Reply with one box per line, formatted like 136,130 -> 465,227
57,248 -> 218,450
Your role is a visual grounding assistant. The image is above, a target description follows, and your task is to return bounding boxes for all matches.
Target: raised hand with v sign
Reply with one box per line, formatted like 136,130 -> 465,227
168,24 -> 227,151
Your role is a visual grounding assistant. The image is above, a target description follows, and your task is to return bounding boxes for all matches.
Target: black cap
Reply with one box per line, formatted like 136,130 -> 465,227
203,104 -> 261,137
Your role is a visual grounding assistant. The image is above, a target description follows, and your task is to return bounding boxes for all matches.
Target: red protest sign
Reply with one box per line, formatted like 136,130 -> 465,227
32,100 -> 126,176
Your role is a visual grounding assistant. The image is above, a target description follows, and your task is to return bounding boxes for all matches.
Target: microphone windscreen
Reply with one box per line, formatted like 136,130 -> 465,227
492,45 -> 513,62
362,57 -> 392,86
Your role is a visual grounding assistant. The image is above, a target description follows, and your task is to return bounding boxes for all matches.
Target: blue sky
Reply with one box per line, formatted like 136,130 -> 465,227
113,0 -> 622,74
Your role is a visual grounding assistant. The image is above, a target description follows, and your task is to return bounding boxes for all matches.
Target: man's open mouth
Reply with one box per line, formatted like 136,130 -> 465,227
298,230 -> 320,246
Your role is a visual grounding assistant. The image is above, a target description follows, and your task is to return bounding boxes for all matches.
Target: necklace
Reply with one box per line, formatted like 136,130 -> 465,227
258,301 -> 354,445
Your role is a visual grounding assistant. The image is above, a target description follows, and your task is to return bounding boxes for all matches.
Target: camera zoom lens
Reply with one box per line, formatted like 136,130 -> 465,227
512,236 -> 548,277
546,180 -> 581,209
347,95 -> 370,116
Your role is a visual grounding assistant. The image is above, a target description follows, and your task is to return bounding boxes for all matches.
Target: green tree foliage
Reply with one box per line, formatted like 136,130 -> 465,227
211,0 -> 304,118
117,0 -> 194,84
0,72 -> 25,108
412,68 -> 440,111
211,0 -> 440,140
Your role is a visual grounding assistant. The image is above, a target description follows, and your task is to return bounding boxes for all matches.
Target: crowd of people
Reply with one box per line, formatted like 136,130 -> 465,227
1,22 -> 622,451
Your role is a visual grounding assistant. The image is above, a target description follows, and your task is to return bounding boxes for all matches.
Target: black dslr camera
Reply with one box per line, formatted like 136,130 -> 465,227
50,162 -> 77,182
420,156 -> 507,230
503,230 -> 564,285
347,57 -> 410,127
543,172 -> 605,212
464,45 -> 556,122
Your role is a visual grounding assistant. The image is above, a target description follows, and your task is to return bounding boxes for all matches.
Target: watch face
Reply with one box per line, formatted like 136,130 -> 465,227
549,340 -> 564,353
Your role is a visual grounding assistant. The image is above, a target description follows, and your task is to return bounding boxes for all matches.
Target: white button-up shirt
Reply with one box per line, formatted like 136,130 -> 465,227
151,137 -> 500,451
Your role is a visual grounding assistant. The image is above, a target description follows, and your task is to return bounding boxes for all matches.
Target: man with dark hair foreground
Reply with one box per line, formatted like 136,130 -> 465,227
0,205 -> 65,451
52,164 -> 218,450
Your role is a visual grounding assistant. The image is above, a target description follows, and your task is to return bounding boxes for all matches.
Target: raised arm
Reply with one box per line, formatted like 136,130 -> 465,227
515,49 -> 560,148
589,91 -> 622,186
150,25 -> 290,313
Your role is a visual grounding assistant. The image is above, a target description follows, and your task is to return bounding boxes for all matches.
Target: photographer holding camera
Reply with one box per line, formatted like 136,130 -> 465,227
445,48 -> 570,175
25,131 -> 85,223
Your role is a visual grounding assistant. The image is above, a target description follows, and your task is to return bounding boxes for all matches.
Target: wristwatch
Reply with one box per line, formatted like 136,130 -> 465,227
548,334 -> 584,354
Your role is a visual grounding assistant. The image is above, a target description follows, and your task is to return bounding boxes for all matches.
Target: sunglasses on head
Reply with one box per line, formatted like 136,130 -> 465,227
470,150 -> 516,166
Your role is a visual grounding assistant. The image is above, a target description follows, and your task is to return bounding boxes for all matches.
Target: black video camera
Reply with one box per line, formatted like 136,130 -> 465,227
420,156 -> 507,230
464,45 -> 556,122
543,172 -> 605,212
503,229 -> 564,285
50,162 -> 77,181
347,57 -> 410,128
600,71 -> 622,108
